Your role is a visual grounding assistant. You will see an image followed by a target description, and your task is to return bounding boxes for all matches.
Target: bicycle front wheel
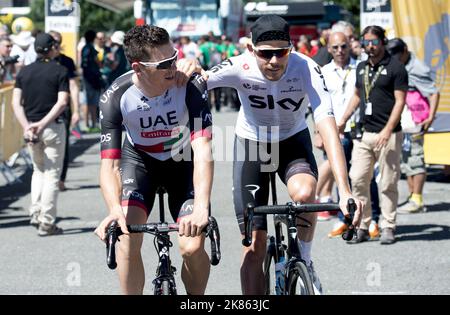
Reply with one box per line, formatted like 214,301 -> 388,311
263,249 -> 273,295
162,280 -> 170,295
287,261 -> 314,295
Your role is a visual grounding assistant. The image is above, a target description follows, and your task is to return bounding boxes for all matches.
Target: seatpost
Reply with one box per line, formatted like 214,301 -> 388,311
157,186 -> 166,223
270,171 -> 277,205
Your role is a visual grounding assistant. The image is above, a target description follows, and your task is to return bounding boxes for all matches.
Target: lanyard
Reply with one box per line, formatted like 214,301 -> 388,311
337,67 -> 352,93
364,64 -> 384,102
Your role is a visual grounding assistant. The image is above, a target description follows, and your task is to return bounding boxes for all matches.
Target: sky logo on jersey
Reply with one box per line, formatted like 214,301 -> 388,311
209,59 -> 233,73
313,65 -> 329,92
248,95 -> 304,112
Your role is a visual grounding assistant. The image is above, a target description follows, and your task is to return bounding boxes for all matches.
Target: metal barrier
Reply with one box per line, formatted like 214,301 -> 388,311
0,84 -> 29,184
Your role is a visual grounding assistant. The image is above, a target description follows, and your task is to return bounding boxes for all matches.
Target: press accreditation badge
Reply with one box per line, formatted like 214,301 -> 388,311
365,102 -> 372,115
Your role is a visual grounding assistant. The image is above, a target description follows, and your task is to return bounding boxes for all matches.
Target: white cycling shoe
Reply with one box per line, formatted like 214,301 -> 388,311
307,261 -> 323,295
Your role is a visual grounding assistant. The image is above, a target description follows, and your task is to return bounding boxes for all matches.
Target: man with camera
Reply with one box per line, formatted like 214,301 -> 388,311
0,36 -> 18,85
338,25 -> 408,244
12,32 -> 69,236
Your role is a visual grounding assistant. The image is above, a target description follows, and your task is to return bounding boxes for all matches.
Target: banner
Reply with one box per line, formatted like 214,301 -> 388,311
392,0 -> 450,132
360,0 -> 396,39
45,0 -> 80,63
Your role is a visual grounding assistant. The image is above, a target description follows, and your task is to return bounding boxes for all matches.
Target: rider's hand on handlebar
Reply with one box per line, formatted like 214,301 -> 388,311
339,194 -> 363,228
178,205 -> 209,238
94,206 -> 129,241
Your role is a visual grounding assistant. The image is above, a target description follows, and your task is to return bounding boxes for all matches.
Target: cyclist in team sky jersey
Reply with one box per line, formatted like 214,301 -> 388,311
94,25 -> 214,295
184,15 -> 363,294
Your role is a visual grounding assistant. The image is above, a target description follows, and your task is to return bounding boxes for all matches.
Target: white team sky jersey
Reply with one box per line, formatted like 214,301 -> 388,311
206,51 -> 334,141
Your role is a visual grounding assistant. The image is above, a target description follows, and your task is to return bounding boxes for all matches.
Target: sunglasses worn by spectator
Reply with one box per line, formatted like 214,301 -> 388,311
331,44 -> 348,51
253,45 -> 292,60
362,39 -> 381,47
139,49 -> 178,70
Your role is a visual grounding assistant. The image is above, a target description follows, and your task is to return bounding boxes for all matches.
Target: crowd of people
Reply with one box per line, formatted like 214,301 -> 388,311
1,13 -> 441,295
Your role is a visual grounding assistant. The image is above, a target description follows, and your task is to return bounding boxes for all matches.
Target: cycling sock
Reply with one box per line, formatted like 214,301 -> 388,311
411,193 -> 423,206
299,240 -> 312,266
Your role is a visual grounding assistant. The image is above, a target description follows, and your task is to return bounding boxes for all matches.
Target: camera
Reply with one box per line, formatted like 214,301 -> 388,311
3,55 -> 20,65
350,121 -> 364,140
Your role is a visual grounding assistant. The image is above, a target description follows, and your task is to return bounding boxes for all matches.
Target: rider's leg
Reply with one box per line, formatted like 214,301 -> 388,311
178,235 -> 210,295
287,174 -> 317,265
240,230 -> 268,295
116,206 -> 147,295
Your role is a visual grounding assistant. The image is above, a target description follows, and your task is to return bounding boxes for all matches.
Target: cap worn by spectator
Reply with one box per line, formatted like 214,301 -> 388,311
12,31 -> 34,48
111,31 -> 125,46
251,15 -> 290,45
387,38 -> 407,57
34,32 -> 56,54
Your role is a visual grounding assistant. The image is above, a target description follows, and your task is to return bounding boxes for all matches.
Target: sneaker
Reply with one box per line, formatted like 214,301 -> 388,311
307,261 -> 323,295
317,211 -> 332,221
347,229 -> 370,244
38,223 -> 63,236
369,221 -> 380,239
398,200 -> 424,214
328,222 -> 348,238
58,181 -> 67,192
30,213 -> 40,228
380,228 -> 396,245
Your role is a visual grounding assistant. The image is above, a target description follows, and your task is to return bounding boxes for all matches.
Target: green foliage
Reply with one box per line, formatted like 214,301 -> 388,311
27,0 -> 135,35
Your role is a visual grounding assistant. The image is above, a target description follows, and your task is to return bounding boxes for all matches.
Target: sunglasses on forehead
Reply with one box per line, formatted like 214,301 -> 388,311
361,39 -> 381,47
253,45 -> 292,60
138,49 -> 178,70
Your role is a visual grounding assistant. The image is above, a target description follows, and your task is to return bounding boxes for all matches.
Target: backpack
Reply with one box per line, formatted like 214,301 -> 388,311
406,90 -> 430,124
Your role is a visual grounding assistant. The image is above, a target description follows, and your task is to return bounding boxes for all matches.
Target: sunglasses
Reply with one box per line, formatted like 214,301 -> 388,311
361,39 -> 381,47
331,44 -> 348,51
253,45 -> 292,60
138,49 -> 178,70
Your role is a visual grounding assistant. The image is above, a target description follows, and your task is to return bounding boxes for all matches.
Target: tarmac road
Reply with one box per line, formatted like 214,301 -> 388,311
1,111 -> 449,295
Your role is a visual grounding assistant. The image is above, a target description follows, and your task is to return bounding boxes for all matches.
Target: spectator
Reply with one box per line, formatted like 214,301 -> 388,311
180,36 -> 201,61
351,39 -> 366,61
81,30 -> 103,132
387,38 -> 440,214
49,30 -> 81,192
104,30 -> 130,85
0,36 -> 17,84
338,25 -> 408,244
10,30 -> 37,69
12,32 -> 69,236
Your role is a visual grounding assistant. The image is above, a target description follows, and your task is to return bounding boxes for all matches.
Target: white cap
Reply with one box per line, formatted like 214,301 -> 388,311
110,31 -> 125,46
12,31 -> 34,47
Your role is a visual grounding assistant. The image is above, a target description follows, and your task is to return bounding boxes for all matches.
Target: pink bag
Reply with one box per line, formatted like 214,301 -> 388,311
406,90 -> 430,124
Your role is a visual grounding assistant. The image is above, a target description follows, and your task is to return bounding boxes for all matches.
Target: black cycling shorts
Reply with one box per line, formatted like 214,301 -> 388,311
120,138 -> 196,221
233,129 -> 318,233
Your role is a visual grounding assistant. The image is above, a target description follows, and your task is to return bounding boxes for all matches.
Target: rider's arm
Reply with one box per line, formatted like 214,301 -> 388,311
205,57 -> 240,90
305,60 -> 359,219
96,81 -> 130,237
184,74 -> 214,236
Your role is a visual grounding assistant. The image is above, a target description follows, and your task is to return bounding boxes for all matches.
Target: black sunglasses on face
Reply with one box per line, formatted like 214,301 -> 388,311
253,46 -> 292,60
331,44 -> 348,51
139,49 -> 178,70
362,39 -> 381,47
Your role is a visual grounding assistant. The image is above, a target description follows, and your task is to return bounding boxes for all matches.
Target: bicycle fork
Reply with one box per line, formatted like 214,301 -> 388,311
153,238 -> 177,295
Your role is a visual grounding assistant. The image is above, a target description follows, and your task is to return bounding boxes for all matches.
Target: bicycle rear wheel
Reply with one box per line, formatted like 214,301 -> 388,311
287,261 -> 314,295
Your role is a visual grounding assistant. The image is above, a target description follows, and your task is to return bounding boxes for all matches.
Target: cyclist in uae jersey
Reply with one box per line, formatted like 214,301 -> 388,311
94,25 -> 213,295
201,15 -> 363,295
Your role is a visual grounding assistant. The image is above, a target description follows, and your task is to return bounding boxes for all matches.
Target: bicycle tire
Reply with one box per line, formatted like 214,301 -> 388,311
263,249 -> 273,295
161,280 -> 170,295
287,261 -> 314,295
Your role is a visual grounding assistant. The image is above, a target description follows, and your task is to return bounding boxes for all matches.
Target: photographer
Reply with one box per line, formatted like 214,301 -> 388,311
12,32 -> 69,236
0,37 -> 18,85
